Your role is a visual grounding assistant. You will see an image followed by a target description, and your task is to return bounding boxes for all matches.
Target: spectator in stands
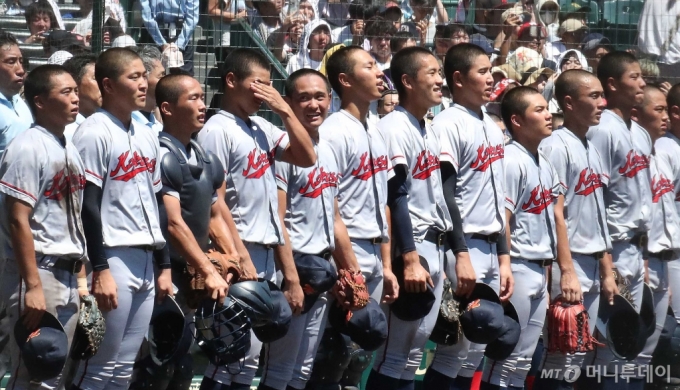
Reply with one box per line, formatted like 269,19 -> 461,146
401,0 -> 448,45
638,0 -> 680,80
381,1 -> 402,31
47,50 -> 73,65
286,19 -> 331,74
296,0 -> 315,20
544,18 -> 588,64
536,0 -> 559,42
556,49 -> 586,73
43,30 -> 88,58
378,89 -> 398,118
640,58 -> 661,85
251,0 -> 285,43
139,0 -> 198,76
23,0 -> 57,44
207,0 -> 246,46
19,0 -> 64,29
318,0 -> 351,31
131,46 -> 165,132
434,24 -> 468,64
581,33 -> 610,75
62,54 -> 101,141
332,2 -> 378,46
71,0 -> 127,45
268,10 -> 308,63
366,17 -> 397,70
491,63 -> 522,85
390,31 -> 417,54
0,32 -> 32,155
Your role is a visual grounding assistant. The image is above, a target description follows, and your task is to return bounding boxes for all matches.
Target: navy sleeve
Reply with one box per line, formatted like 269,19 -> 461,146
441,161 -> 469,254
496,231 -> 509,256
82,183 -> 108,271
387,166 -> 417,254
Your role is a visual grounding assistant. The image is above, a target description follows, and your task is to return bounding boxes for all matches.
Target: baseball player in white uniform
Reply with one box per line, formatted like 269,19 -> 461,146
656,84 -> 680,324
535,70 -> 618,390
320,46 -> 395,306
630,85 -> 678,390
260,69 -> 361,390
0,65 -> 87,390
424,43 -> 514,390
367,47 -> 452,389
586,52 -> 652,389
71,48 -> 172,390
197,48 -> 317,390
482,87 -> 557,390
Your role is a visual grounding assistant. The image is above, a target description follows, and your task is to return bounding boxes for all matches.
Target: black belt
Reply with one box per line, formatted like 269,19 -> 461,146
244,242 -> 274,250
630,233 -> 648,249
528,259 -> 552,267
294,250 -> 332,261
354,237 -> 383,244
588,251 -> 605,260
424,230 -> 446,246
53,258 -> 83,274
649,250 -> 676,261
131,245 -> 156,252
470,233 -> 500,243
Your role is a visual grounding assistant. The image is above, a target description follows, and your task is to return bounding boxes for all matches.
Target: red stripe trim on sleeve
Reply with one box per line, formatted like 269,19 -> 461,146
440,152 -> 458,167
505,197 -> 515,206
275,174 -> 288,184
85,169 -> 103,180
153,179 -> 161,186
0,181 -> 37,202
390,155 -> 404,161
602,173 -> 610,179
273,133 -> 287,151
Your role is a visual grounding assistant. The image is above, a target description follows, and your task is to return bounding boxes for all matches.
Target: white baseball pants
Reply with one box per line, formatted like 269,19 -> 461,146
666,255 -> 680,323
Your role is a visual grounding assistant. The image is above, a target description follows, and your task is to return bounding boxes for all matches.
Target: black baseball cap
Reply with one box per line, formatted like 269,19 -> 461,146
458,283 -> 505,344
328,298 -> 388,351
293,253 -> 337,314
485,301 -> 521,361
14,311 -> 68,382
390,254 -> 436,321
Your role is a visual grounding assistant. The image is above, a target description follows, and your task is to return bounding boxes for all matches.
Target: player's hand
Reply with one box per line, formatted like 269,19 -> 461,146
93,269 -> 118,312
22,284 -> 46,330
251,81 -> 291,116
454,251 -> 476,298
283,280 -> 304,315
499,257 -> 514,302
600,272 -> 619,306
403,251 -> 433,293
155,268 -> 174,303
239,257 -> 258,281
382,268 -> 399,304
204,268 -> 229,305
559,269 -> 582,303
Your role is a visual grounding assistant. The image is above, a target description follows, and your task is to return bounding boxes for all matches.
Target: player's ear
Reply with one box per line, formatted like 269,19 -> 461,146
338,72 -> 352,89
452,70 -> 464,89
160,101 -> 172,118
670,105 -> 680,122
401,73 -> 413,92
225,72 -> 237,90
33,93 -> 45,111
101,77 -> 115,96
563,95 -> 573,112
511,113 -> 521,129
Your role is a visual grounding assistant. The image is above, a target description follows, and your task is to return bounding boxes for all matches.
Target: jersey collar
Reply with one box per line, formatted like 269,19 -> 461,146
451,103 -> 484,121
667,132 -> 680,146
33,125 -> 67,148
98,108 -> 136,133
509,139 -> 541,164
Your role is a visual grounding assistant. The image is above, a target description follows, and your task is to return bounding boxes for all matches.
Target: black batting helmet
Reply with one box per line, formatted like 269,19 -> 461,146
228,280 -> 275,327
148,296 -> 193,366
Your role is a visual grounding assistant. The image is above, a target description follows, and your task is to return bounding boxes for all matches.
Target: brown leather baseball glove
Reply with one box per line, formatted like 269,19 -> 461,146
333,269 -> 369,315
547,296 -> 603,354
183,249 -> 242,309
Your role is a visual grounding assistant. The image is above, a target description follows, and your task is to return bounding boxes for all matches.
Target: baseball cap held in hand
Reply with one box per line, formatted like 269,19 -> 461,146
14,311 -> 68,382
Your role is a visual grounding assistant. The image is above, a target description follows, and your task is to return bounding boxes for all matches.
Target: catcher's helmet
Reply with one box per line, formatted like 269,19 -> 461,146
390,254 -> 436,321
194,297 -> 251,366
293,253 -> 337,314
228,280 -> 275,327
253,282 -> 292,343
596,293 -> 646,361
149,296 -> 193,366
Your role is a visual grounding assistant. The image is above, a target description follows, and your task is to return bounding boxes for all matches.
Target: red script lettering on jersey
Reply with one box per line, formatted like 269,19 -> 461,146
471,144 -> 504,172
242,149 -> 273,179
44,169 -> 86,201
110,151 -> 157,181
575,168 -> 604,196
351,152 -> 388,180
652,175 -> 675,203
618,150 -> 650,178
299,167 -> 340,198
412,150 -> 440,180
521,185 -> 553,214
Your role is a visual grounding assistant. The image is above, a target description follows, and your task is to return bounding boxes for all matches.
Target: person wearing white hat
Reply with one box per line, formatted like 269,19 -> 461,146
110,35 -> 136,48
544,18 -> 588,64
46,50 -> 74,65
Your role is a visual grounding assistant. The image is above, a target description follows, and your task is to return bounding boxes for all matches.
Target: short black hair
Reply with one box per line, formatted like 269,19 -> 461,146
555,69 -> 597,111
95,47 -> 142,93
410,0 -> 436,9
500,86 -> 541,135
348,2 -> 379,20
0,31 -> 18,49
326,46 -> 365,99
390,46 -> 435,99
24,0 -> 57,29
444,43 -> 487,91
24,64 -> 70,114
366,16 -> 397,41
596,51 -> 639,97
221,48 -> 270,88
435,23 -> 467,40
63,54 -> 97,85
667,83 -> 680,111
285,68 -> 330,97
636,85 -> 665,111
390,31 -> 416,53
155,73 -> 196,116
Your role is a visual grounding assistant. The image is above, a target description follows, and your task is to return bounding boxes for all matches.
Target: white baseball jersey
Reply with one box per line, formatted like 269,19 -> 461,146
655,134 -> 680,215
586,110 -> 653,241
0,126 -> 86,258
320,110 -> 390,241
197,110 -> 290,246
504,141 -> 560,260
647,153 -> 680,252
378,106 -> 452,238
433,103 -> 506,235
72,110 -> 165,248
275,140 -> 339,254
539,127 -> 612,254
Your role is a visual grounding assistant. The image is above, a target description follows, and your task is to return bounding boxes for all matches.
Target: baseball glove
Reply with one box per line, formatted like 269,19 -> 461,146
547,296 -> 603,354
611,267 -> 632,303
333,269 -> 369,314
439,279 -> 461,330
71,294 -> 106,360
183,250 -> 242,309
